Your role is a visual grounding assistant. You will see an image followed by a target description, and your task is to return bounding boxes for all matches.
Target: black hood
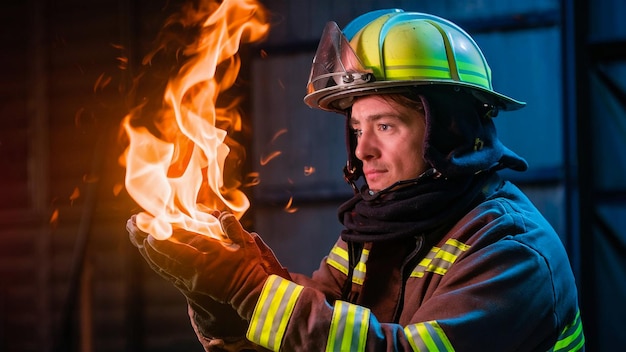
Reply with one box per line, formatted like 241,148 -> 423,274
419,86 -> 527,179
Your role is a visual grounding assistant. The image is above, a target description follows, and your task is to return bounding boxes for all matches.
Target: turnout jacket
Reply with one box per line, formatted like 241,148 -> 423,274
245,174 -> 584,351
192,174 -> 584,351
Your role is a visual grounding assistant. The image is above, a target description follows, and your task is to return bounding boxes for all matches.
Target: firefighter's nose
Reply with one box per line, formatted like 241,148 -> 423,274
354,133 -> 379,161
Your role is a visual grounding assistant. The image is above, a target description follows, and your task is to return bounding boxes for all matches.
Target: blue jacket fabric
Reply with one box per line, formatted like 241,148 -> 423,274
270,173 -> 585,351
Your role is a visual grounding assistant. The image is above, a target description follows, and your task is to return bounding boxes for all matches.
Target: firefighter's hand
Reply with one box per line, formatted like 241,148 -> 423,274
127,215 -> 247,340
189,305 -> 271,352
140,212 -> 290,320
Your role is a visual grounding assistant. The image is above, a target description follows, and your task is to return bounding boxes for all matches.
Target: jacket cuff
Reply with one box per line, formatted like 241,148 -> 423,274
246,275 -> 304,351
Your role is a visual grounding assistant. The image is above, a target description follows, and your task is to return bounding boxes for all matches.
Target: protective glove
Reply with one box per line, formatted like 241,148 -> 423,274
141,212 -> 290,321
189,306 -> 271,352
126,214 -> 248,340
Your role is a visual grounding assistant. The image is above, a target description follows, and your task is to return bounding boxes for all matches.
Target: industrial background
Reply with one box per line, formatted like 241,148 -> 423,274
0,0 -> 624,351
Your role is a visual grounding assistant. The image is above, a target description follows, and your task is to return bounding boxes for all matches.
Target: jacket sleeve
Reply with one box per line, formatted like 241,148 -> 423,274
400,237 -> 582,351
244,233 -> 583,351
290,238 -> 349,302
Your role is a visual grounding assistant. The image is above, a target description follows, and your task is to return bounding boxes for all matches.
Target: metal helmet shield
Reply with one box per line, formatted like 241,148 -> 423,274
304,10 -> 526,112
305,21 -> 375,111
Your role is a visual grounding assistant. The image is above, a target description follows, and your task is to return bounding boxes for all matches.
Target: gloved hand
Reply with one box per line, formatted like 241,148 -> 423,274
189,306 -> 271,352
139,212 -> 290,321
127,214 -> 248,340
129,213 -> 290,320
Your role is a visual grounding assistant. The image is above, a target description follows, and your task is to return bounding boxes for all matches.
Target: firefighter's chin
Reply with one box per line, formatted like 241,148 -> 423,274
363,170 -> 389,191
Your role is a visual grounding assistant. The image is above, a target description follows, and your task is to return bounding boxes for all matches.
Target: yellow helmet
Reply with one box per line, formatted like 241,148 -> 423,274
304,9 -> 525,112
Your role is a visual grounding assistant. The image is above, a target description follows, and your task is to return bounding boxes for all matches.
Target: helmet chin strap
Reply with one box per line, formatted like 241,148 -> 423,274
343,110 -> 363,194
343,161 -> 360,194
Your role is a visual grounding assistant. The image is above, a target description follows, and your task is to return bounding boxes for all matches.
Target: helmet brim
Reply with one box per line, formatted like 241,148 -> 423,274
304,79 -> 526,113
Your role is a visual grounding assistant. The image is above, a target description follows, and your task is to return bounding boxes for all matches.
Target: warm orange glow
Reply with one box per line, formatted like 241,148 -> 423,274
121,0 -> 269,240
304,166 -> 316,176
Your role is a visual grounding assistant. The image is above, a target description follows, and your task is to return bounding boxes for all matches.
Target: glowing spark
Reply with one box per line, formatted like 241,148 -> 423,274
50,209 -> 59,225
243,172 -> 261,187
83,174 -> 99,183
93,73 -> 111,92
284,196 -> 298,213
113,183 -> 124,196
117,56 -> 129,70
260,150 -> 282,166
270,128 -> 287,144
69,187 -> 80,205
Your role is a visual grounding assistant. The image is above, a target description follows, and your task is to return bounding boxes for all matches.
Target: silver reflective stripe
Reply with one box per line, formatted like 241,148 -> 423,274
404,321 -> 454,351
327,245 -> 349,275
411,239 -> 470,278
326,301 -> 370,352
247,275 -> 303,351
352,248 -> 369,285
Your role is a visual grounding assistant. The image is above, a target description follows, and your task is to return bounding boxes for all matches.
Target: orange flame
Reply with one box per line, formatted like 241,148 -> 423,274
121,0 -> 269,240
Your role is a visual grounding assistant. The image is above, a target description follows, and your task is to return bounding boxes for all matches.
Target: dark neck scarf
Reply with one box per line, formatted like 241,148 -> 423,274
338,172 -> 493,243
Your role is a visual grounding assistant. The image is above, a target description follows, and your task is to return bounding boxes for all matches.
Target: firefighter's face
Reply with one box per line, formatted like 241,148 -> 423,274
350,95 -> 428,191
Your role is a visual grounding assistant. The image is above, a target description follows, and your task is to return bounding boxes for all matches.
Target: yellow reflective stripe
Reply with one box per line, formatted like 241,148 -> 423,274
327,245 -> 349,275
247,275 -> 303,351
442,238 -> 470,252
411,239 -> 470,278
404,320 -> 454,351
549,309 -> 585,351
327,245 -> 369,286
352,248 -> 369,285
326,301 -> 370,352
412,248 -> 438,278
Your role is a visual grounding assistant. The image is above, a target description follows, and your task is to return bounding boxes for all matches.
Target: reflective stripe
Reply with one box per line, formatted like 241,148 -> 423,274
326,301 -> 370,352
404,320 -> 454,351
411,238 -> 470,278
247,275 -> 303,351
327,245 -> 349,275
327,245 -> 369,285
352,249 -> 369,285
549,309 -> 585,351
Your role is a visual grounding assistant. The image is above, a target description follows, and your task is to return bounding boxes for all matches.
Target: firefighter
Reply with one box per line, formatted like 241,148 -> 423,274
127,9 -> 585,351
